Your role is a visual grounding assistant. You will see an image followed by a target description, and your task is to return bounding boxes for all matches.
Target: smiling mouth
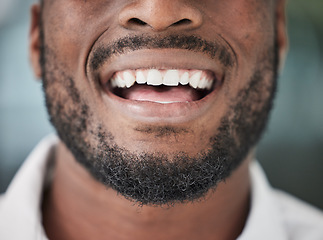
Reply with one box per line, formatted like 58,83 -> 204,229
94,48 -> 226,121
104,69 -> 221,103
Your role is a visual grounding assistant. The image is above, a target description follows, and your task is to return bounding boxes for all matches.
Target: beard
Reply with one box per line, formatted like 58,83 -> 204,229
40,32 -> 278,206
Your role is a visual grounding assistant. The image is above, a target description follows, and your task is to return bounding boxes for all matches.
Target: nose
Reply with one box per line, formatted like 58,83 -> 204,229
119,0 -> 203,32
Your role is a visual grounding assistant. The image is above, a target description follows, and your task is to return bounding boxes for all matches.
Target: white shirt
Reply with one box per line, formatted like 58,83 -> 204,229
1,136 -> 323,240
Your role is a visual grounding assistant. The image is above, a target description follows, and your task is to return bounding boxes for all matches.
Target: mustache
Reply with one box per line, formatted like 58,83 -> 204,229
90,34 -> 235,71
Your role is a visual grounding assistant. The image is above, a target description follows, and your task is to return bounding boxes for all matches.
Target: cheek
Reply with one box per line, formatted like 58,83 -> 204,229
197,0 -> 275,97
201,0 -> 275,64
42,0 -> 119,71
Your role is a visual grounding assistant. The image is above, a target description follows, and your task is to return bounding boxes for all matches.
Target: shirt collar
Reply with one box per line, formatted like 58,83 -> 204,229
238,161 -> 288,240
0,135 -> 58,240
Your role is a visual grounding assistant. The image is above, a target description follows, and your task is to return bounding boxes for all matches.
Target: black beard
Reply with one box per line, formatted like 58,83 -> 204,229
40,31 -> 278,206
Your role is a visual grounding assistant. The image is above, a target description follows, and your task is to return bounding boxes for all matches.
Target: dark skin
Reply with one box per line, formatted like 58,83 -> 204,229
43,142 -> 251,240
30,0 -> 287,239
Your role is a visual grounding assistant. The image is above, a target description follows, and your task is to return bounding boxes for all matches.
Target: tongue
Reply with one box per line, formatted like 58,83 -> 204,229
120,85 -> 201,102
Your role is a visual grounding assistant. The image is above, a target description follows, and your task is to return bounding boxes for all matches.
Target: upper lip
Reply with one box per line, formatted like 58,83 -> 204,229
93,49 -> 225,87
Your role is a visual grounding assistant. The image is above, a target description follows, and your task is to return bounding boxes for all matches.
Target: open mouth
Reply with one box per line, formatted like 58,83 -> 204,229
104,69 -> 221,104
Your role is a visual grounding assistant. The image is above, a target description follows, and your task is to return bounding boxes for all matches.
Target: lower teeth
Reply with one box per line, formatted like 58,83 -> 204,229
111,84 -> 211,102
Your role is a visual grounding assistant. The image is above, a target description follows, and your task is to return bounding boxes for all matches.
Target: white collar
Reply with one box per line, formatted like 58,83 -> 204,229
0,135 -> 57,240
238,161 -> 288,240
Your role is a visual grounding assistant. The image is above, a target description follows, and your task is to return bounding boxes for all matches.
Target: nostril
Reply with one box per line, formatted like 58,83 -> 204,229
128,18 -> 147,26
172,19 -> 192,26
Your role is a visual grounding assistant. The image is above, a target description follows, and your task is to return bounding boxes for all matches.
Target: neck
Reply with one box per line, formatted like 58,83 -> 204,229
42,142 -> 251,240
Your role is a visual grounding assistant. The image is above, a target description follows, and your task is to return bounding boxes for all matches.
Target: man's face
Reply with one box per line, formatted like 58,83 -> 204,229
31,0 -> 286,205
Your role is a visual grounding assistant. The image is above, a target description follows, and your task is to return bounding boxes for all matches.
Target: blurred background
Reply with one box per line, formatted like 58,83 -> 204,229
0,0 -> 322,209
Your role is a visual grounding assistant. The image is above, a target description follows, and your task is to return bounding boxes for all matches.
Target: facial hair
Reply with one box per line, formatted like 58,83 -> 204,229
40,31 -> 278,206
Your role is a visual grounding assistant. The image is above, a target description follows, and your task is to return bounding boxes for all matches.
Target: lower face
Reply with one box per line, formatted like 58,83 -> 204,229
40,2 -> 278,206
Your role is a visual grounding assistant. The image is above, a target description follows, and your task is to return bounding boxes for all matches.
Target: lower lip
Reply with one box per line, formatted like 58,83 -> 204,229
102,84 -> 222,124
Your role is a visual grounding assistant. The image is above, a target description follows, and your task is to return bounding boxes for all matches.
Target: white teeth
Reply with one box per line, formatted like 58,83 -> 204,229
123,71 -> 136,88
189,72 -> 201,89
110,69 -> 215,90
179,72 -> 189,85
116,74 -> 126,88
155,101 -> 181,104
205,80 -> 213,90
111,77 -> 118,88
197,77 -> 212,90
147,69 -> 163,86
136,70 -> 146,84
163,70 -> 179,86
197,77 -> 207,89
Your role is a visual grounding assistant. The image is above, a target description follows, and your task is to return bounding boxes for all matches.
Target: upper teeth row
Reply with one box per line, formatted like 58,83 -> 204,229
110,69 -> 214,90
